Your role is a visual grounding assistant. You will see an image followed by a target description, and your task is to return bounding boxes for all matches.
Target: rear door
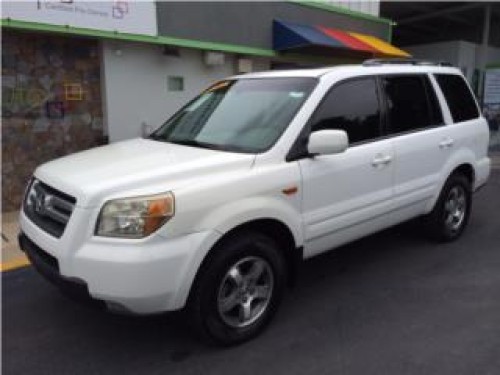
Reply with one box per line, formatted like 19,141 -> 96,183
381,74 -> 448,213
433,73 -> 487,188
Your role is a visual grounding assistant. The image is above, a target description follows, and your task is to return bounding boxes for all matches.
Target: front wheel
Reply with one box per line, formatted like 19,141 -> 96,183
424,173 -> 472,242
188,231 -> 287,346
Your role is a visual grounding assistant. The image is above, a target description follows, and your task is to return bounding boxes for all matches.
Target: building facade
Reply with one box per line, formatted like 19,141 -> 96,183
2,1 -> 405,212
380,2 -> 500,152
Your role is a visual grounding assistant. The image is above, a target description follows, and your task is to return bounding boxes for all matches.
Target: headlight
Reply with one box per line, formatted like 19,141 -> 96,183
96,192 -> 175,238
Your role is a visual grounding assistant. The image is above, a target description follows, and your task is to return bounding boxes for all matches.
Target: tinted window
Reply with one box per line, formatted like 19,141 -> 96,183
435,74 -> 479,123
382,75 -> 437,134
311,78 -> 381,144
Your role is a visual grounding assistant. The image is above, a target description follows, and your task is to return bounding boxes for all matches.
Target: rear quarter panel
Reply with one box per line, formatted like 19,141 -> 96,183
424,118 -> 490,212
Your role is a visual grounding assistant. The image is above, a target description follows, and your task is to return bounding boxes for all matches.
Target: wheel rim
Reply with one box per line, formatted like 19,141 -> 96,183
217,256 -> 274,328
444,185 -> 467,233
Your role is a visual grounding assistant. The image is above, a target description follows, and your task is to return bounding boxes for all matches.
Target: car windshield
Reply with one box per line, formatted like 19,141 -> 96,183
150,77 -> 317,153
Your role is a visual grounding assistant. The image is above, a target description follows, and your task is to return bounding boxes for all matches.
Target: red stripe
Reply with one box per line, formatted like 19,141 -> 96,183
317,26 -> 378,53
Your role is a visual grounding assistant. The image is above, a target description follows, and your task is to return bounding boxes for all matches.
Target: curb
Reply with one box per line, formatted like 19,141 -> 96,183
1,256 -> 31,272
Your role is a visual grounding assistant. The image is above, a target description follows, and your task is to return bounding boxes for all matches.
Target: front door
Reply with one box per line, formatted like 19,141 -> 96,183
299,77 -> 395,257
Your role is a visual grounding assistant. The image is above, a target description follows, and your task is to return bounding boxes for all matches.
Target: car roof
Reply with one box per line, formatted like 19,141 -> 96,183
231,64 -> 462,80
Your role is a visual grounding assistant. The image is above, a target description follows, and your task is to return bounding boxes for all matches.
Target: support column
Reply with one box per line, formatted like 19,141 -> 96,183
478,4 -> 491,103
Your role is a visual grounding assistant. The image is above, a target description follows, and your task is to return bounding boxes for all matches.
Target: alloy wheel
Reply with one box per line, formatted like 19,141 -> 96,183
444,185 -> 467,233
217,256 -> 274,328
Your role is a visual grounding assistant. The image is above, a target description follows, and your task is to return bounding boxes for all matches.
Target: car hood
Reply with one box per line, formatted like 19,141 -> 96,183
35,138 -> 256,208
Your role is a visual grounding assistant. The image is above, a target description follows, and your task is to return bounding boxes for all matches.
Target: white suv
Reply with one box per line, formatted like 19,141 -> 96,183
19,60 -> 490,345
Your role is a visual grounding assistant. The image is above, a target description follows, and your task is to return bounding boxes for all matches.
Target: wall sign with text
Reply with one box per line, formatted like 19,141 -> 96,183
3,0 -> 157,36
483,68 -> 500,149
484,68 -> 500,105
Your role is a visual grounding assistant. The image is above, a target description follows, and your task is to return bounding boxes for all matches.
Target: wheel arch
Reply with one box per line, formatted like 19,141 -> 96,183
184,217 -> 303,309
426,159 -> 476,213
212,218 -> 302,285
451,163 -> 475,185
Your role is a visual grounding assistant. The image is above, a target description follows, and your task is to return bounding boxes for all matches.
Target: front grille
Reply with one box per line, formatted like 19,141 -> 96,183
24,179 -> 76,238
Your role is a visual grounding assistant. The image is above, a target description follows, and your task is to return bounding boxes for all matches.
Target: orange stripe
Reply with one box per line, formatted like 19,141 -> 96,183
349,32 -> 410,57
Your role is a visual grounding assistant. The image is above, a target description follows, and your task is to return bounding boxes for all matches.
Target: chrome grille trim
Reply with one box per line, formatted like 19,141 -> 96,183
24,178 -> 77,238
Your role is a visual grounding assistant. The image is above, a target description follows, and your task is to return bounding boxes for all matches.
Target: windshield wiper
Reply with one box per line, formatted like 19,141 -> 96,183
168,138 -> 229,151
148,133 -> 164,141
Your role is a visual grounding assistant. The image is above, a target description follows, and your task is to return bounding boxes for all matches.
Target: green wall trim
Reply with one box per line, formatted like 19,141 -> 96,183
1,18 -> 278,57
1,17 -> 384,65
486,64 -> 500,69
288,0 -> 394,26
2,2 -> 396,53
387,24 -> 393,43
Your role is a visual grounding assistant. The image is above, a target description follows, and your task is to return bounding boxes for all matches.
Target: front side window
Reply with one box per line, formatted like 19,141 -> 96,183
382,75 -> 436,134
311,78 -> 382,144
435,74 -> 479,123
150,78 -> 317,153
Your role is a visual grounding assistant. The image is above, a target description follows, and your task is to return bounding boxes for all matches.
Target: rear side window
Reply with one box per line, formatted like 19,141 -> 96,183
381,75 -> 440,134
311,78 -> 381,144
435,74 -> 479,123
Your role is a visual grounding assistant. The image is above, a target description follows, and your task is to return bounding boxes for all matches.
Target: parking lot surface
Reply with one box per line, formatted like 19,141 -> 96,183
3,165 -> 500,375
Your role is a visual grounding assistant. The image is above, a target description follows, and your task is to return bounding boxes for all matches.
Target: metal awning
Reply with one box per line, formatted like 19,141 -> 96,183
273,20 -> 410,58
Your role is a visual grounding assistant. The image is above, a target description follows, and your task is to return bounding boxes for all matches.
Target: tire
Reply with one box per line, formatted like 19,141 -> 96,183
187,231 -> 287,346
424,172 -> 472,242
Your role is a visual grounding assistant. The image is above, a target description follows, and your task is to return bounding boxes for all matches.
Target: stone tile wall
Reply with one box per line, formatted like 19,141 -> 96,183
2,32 -> 105,212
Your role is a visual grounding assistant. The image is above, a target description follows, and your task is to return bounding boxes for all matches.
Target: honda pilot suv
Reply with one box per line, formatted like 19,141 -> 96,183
19,60 -> 491,345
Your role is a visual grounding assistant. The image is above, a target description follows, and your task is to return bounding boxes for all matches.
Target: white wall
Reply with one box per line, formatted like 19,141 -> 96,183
406,41 -> 471,78
486,46 -> 500,65
457,41 -> 478,82
327,1 -> 380,17
406,41 -> 461,65
102,41 -> 270,142
406,41 -> 500,83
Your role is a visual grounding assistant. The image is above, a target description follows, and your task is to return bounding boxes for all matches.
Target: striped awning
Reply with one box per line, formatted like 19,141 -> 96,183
273,20 -> 410,58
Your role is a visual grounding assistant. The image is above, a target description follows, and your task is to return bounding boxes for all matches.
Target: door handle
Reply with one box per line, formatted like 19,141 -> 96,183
439,138 -> 454,149
371,155 -> 392,167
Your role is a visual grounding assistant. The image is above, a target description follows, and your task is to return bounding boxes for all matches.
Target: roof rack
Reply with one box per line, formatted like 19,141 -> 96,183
363,58 -> 453,67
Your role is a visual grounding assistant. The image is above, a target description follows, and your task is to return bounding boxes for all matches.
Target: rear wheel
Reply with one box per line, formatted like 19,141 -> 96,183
424,173 -> 472,242
188,231 -> 286,346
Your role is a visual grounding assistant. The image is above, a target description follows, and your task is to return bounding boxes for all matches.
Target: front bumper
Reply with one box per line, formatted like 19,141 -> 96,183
19,209 -> 221,314
19,233 -> 104,308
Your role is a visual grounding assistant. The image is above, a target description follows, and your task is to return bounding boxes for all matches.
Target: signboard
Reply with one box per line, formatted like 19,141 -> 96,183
483,68 -> 500,150
2,1 -> 157,36
484,68 -> 500,105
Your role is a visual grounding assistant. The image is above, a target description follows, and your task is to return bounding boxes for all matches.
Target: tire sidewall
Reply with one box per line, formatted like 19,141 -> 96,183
190,232 -> 286,345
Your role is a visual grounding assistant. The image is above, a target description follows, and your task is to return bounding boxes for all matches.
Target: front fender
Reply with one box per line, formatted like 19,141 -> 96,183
161,195 -> 303,308
195,195 -> 304,247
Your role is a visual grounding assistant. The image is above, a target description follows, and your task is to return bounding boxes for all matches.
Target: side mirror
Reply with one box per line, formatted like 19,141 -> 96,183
307,130 -> 348,156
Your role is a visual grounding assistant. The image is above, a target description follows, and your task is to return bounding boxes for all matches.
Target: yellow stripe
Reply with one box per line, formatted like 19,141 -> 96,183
349,32 -> 411,58
1,256 -> 31,272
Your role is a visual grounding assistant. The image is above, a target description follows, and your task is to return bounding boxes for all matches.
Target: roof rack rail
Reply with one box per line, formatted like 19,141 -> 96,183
363,58 -> 453,67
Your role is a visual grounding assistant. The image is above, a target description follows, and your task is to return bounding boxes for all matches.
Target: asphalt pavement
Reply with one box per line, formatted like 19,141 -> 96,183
3,165 -> 500,375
